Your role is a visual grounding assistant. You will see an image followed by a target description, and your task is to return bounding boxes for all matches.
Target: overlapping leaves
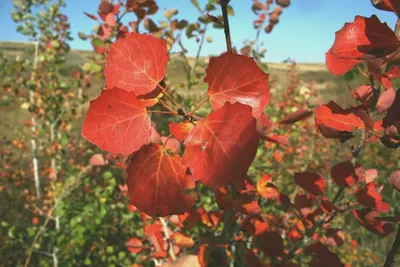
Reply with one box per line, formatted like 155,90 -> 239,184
81,32 -> 268,217
182,102 -> 259,190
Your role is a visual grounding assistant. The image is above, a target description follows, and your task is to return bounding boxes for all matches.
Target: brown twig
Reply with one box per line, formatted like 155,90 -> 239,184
383,225 -> 400,267
220,0 -> 232,52
189,96 -> 210,115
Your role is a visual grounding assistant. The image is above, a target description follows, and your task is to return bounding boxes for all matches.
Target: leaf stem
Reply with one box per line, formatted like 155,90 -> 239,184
148,110 -> 177,115
160,100 -> 178,114
189,96 -> 210,115
220,0 -> 232,52
157,83 -> 182,109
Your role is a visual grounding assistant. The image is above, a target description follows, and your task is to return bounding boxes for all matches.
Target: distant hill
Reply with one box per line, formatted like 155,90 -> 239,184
0,41 -> 328,72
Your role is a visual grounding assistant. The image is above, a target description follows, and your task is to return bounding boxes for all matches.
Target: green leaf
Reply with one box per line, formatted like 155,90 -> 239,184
78,32 -> 87,40
91,37 -> 102,48
205,3 -> 216,11
106,246 -> 114,254
227,5 -> 235,16
191,0 -> 201,11
102,171 -> 113,179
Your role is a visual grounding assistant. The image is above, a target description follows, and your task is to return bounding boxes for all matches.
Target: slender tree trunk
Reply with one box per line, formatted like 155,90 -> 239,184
31,35 -> 41,199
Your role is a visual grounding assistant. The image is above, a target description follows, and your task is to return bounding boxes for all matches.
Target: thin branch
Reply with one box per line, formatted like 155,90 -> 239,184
159,217 -> 176,261
356,65 -> 369,79
220,0 -> 232,52
190,25 -> 208,79
384,225 -> 400,267
395,17 -> 400,36
24,172 -> 84,267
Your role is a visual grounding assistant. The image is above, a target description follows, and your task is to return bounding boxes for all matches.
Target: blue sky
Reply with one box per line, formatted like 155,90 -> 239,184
0,0 -> 398,62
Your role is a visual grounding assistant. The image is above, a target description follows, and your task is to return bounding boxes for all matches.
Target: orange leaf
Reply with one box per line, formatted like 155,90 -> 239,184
315,101 -> 365,137
257,174 -> 279,199
127,144 -> 195,217
294,172 -> 325,195
81,88 -> 151,156
104,32 -> 169,96
170,232 -> 195,248
182,102 -> 259,190
331,15 -> 399,59
169,120 -> 195,142
205,52 -> 270,117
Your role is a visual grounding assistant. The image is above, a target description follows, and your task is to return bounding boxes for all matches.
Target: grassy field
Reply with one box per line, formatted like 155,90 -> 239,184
0,40 -> 365,140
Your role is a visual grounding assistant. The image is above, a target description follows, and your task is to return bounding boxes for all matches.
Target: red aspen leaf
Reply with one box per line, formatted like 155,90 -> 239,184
207,13 -> 223,26
382,89 -> 400,128
295,193 -> 316,210
355,85 -> 374,106
321,197 -> 338,214
170,232 -> 194,248
149,125 -> 161,144
315,102 -> 365,136
326,47 -> 361,75
81,88 -> 151,156
256,231 -> 284,257
360,168 -> 378,184
198,244 -> 210,267
105,13 -> 117,27
104,32 -> 169,96
182,102 -> 259,190
277,0 -> 291,8
145,223 -> 167,252
355,182 -> 390,212
377,88 -> 396,113
317,124 -> 354,140
205,52 -> 270,117
97,24 -> 112,40
256,113 -> 272,133
241,245 -> 263,267
126,144 -> 195,217
161,136 -> 181,154
349,107 -> 374,130
371,0 -> 400,15
257,174 -> 279,199
278,109 -> 313,125
331,15 -> 399,59
125,238 -> 144,253
160,255 -> 200,267
169,120 -> 195,142
386,65 -> 400,79
388,170 -> 400,192
324,229 -> 345,247
273,150 -> 284,163
83,12 -> 98,21
32,217 -> 39,225
98,1 -> 114,15
330,161 -> 357,188
294,172 -> 325,195
374,215 -> 400,223
260,134 -> 288,146
241,200 -> 261,216
374,120 -> 384,131
89,154 -> 107,166
306,242 -> 343,267
352,209 -> 394,237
